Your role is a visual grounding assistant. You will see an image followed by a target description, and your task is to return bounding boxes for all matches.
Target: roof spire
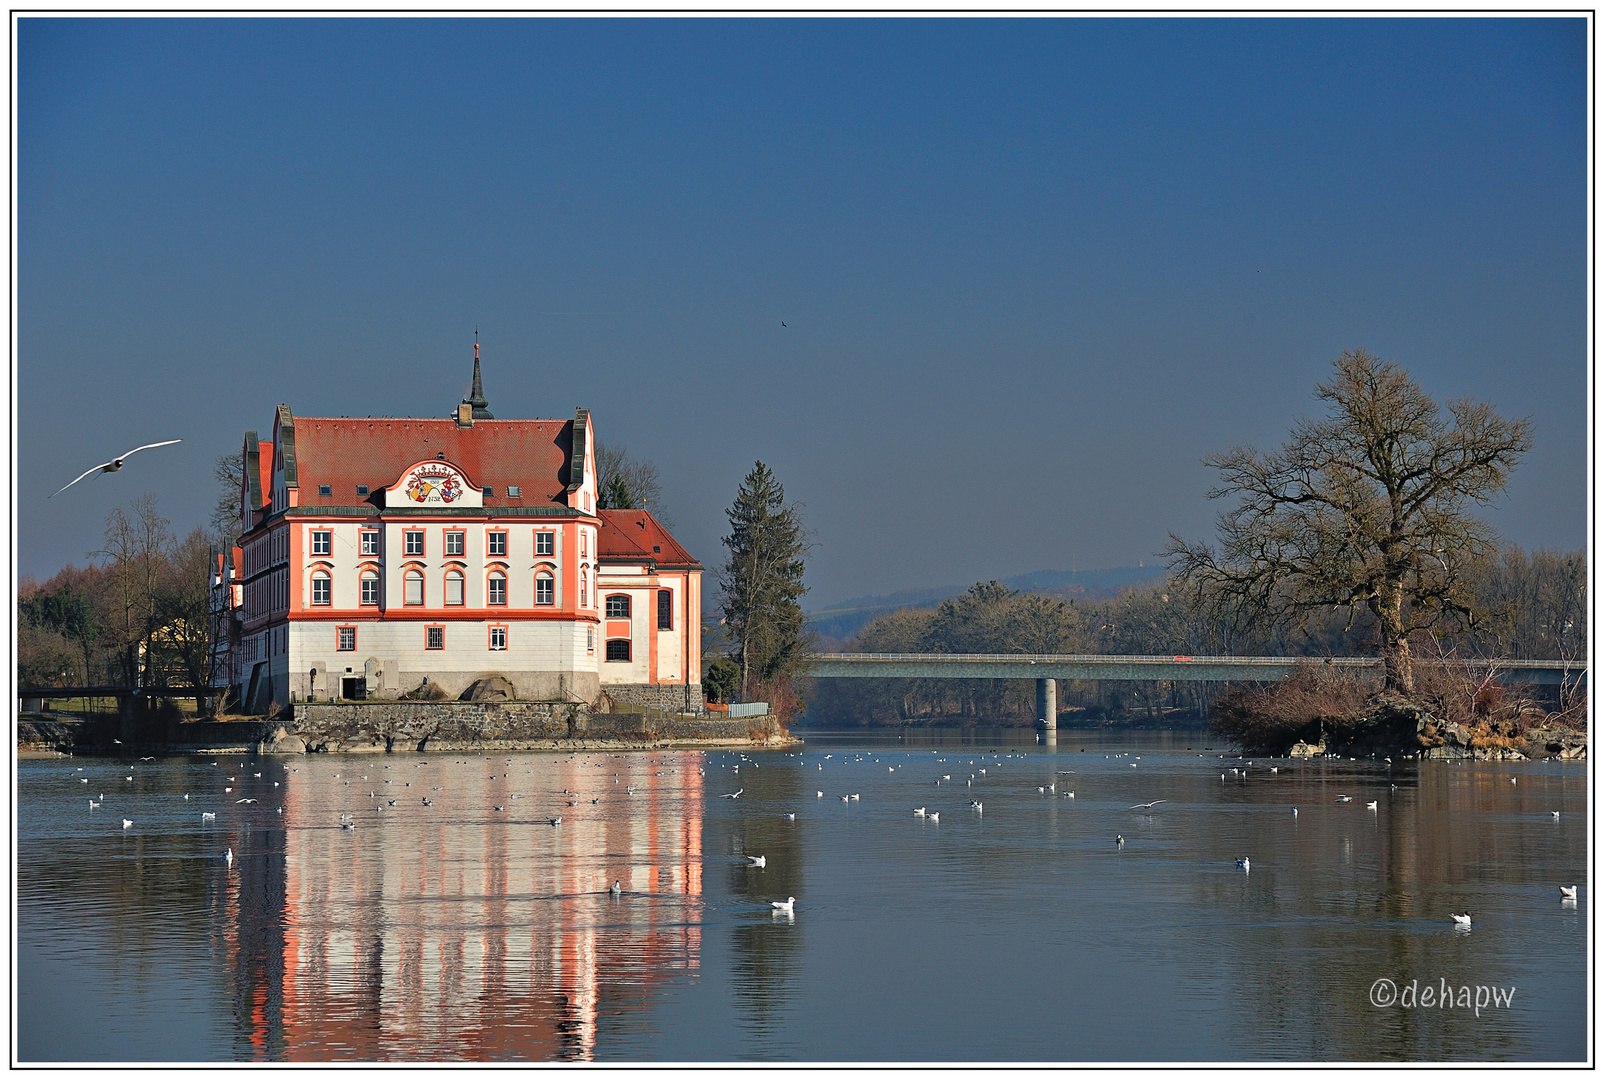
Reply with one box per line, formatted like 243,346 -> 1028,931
464,328 -> 493,419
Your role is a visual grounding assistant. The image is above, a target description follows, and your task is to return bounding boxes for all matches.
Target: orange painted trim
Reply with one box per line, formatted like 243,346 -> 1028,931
289,526 -> 302,616
288,609 -> 599,623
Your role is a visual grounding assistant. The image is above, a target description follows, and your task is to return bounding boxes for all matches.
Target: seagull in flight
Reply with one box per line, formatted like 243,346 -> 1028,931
1129,800 -> 1167,811
720,788 -> 743,799
51,440 -> 182,497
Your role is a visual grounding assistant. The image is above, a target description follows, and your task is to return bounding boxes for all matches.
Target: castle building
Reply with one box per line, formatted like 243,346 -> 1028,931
214,347 -> 702,712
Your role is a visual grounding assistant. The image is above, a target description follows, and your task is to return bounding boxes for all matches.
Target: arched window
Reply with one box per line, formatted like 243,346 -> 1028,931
535,571 -> 554,606
488,571 -> 507,606
360,571 -> 380,606
311,570 -> 331,606
445,569 -> 464,606
606,594 -> 630,619
580,570 -> 588,608
404,569 -> 424,606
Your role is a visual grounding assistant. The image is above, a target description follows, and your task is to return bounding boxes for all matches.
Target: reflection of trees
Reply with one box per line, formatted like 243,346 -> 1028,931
1177,763 -> 1565,1059
711,754 -> 807,1052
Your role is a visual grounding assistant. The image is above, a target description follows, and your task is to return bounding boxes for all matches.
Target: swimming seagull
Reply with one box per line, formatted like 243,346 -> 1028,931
1336,796 -> 1352,803
224,848 -> 233,864
1291,808 -> 1298,816
201,812 -> 216,821
1115,835 -> 1124,846
548,817 -> 562,826
746,855 -> 766,867
122,819 -> 133,829
1236,857 -> 1250,871
928,812 -> 938,822
1367,801 -> 1378,810
785,813 -> 795,821
914,807 -> 926,817
1451,912 -> 1472,927
771,897 -> 796,914
611,880 -> 622,896
50,439 -> 182,497
88,800 -> 99,809
1560,885 -> 1578,899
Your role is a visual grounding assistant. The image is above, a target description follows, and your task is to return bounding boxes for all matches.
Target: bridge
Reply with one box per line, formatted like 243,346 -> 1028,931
803,653 -> 1585,732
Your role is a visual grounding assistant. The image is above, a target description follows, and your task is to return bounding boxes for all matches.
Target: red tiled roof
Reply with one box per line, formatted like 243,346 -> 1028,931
290,418 -> 576,507
598,509 -> 700,569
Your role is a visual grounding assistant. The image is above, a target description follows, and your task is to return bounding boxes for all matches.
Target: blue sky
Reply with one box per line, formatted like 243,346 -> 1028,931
18,17 -> 1587,606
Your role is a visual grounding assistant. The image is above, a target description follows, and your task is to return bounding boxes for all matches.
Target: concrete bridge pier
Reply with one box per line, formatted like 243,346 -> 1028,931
1036,678 -> 1056,733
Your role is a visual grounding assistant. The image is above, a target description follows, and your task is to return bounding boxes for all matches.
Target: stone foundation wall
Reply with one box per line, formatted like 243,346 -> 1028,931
602,683 -> 703,713
289,700 -> 784,753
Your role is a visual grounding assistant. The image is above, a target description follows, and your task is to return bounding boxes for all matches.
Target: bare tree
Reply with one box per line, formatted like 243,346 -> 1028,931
1165,349 -> 1533,695
212,451 -> 244,543
595,442 -> 673,527
96,495 -> 174,688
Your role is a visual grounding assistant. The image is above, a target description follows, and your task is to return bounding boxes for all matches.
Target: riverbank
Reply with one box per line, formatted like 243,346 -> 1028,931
17,702 -> 799,755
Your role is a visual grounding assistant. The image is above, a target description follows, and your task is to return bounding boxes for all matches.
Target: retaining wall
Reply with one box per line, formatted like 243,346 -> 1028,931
289,700 -> 788,753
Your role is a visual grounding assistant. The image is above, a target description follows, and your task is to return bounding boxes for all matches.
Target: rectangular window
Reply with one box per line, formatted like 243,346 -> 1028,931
360,575 -> 380,606
426,626 -> 444,650
535,531 -> 555,557
487,531 -> 507,557
311,575 -> 331,606
586,627 -> 595,653
359,530 -> 380,556
658,589 -> 673,630
445,573 -> 464,606
405,572 -> 424,605
311,531 -> 332,556
488,575 -> 507,605
507,486 -> 521,498
489,626 -> 507,651
536,574 -> 554,605
581,531 -> 587,557
445,531 -> 465,557
606,594 -> 630,619
404,531 -> 424,556
606,639 -> 631,662
337,626 -> 356,651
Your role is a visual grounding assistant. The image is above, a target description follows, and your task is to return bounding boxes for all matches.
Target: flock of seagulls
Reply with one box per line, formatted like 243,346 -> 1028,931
59,743 -> 1578,934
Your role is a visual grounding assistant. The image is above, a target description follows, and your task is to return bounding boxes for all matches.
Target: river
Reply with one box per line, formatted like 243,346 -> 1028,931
16,730 -> 1587,1062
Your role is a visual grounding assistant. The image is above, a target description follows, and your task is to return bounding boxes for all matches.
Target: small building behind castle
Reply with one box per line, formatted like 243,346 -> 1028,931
212,347 -> 702,713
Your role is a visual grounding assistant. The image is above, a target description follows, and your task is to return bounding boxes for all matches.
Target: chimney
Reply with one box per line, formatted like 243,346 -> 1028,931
457,401 -> 473,427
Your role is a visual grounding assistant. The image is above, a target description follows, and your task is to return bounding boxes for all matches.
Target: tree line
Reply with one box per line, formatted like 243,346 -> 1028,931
19,495 -> 223,695
804,544 -> 1585,728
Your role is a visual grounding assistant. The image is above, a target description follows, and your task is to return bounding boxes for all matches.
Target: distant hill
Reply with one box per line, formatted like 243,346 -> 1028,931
806,566 -> 1168,646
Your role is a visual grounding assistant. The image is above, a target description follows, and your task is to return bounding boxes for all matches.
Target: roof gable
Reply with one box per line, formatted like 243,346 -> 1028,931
598,509 -> 700,569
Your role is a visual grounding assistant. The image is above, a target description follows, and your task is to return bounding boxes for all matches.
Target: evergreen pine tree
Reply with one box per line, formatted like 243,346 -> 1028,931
719,461 -> 810,702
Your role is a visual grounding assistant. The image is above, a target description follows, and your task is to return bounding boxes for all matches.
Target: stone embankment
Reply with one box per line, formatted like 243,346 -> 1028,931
1284,699 -> 1586,762
19,703 -> 796,755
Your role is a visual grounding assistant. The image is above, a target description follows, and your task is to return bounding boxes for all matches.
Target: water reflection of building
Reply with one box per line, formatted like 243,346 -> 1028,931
212,753 -> 704,1060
